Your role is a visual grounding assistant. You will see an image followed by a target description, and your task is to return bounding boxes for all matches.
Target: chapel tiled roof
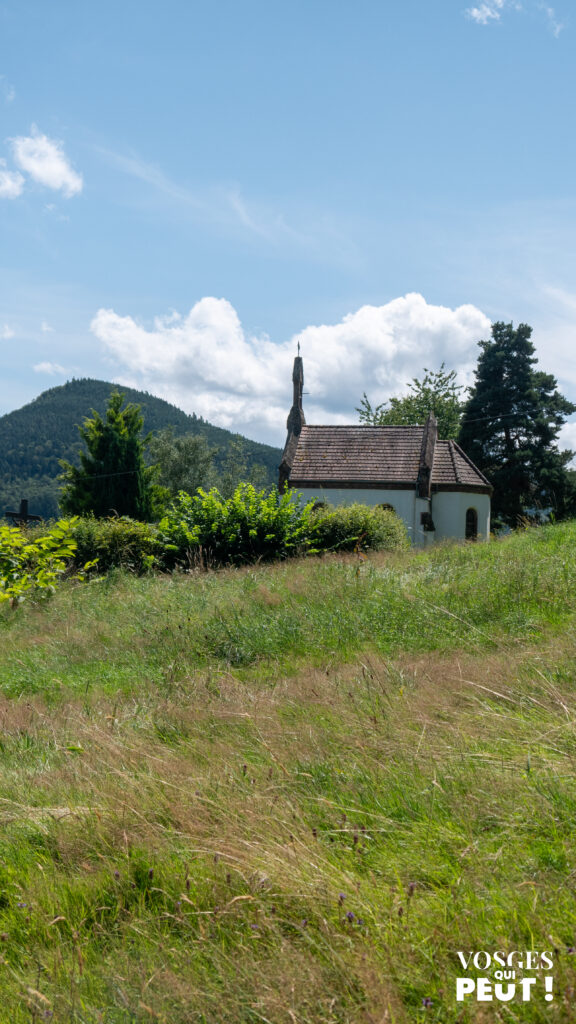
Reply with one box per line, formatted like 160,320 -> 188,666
288,425 -> 491,492
433,439 -> 492,489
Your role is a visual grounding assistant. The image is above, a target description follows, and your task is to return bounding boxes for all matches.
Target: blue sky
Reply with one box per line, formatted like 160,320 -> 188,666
1,0 -> 576,448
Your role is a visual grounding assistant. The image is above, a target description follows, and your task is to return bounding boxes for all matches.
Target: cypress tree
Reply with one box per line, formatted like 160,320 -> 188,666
59,391 -> 156,520
458,322 -> 576,526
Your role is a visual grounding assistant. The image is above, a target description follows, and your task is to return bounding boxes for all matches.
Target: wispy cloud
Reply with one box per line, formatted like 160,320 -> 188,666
540,3 -> 564,36
0,323 -> 15,339
466,0 -> 507,24
96,146 -> 203,208
11,126 -> 83,197
465,0 -> 564,33
0,76 -> 15,104
96,145 -> 319,250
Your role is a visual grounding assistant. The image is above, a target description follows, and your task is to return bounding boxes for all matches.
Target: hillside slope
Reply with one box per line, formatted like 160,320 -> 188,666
0,378 -> 282,518
0,525 -> 575,1020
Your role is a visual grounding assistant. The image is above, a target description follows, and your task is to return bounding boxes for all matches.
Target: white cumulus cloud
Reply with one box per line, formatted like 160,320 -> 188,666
0,323 -> 16,339
0,159 -> 24,199
33,361 -> 67,375
11,127 -> 83,197
91,293 -> 491,445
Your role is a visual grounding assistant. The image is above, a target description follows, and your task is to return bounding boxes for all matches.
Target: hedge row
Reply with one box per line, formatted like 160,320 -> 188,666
15,486 -> 408,583
75,486 -> 407,570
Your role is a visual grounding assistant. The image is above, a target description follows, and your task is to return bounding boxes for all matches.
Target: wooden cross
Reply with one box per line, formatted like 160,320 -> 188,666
4,499 -> 42,526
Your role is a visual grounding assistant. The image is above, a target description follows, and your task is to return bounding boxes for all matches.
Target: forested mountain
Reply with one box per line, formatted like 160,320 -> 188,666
0,379 -> 281,519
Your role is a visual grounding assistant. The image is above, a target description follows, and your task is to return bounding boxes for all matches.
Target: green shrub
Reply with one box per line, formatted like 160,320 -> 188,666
160,484 -> 315,566
6,495 -> 408,589
0,518 -> 80,606
70,516 -> 164,573
306,502 -> 409,553
160,487 -> 408,566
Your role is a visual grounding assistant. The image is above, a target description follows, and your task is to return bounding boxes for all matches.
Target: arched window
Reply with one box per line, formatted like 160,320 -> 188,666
465,507 -> 478,540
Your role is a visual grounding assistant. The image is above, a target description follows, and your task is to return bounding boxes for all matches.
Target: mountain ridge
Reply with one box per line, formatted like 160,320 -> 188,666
0,378 -> 282,519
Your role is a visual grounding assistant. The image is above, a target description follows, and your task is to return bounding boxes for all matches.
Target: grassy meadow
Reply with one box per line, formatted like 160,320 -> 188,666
1,523 -> 576,1022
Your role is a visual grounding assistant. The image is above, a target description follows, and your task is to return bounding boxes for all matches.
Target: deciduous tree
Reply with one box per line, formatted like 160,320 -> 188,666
357,364 -> 464,439
147,428 -> 216,499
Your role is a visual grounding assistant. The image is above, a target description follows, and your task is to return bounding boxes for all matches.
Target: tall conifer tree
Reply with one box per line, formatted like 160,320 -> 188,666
60,391 -> 156,520
458,322 -> 576,525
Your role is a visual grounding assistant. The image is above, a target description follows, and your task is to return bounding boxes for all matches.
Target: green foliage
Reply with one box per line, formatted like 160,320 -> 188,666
160,487 -> 408,566
0,377 -> 281,519
357,363 -> 465,439
70,516 -> 164,574
160,484 -> 314,565
16,499 -> 407,581
146,427 -> 217,501
0,518 -> 79,606
307,502 -> 408,553
217,434 -> 268,498
458,322 -> 576,526
59,391 -> 157,520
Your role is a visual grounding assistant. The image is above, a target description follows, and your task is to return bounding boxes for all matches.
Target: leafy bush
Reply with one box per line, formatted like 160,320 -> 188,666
307,502 -> 408,553
160,484 -> 314,566
0,518 -> 79,606
160,486 -> 408,566
71,516 -> 164,573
